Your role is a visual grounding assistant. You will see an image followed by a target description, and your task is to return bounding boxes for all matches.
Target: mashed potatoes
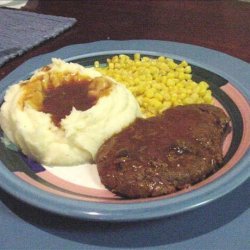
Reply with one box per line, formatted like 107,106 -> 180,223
0,59 -> 142,166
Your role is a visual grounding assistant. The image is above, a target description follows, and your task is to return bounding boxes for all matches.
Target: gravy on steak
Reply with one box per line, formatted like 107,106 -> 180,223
96,104 -> 231,198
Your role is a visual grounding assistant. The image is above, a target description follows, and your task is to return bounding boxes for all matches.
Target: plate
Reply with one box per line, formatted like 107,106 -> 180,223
0,40 -> 249,222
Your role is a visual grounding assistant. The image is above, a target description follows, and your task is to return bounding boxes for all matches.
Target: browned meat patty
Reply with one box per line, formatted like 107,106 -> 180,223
96,104 -> 231,198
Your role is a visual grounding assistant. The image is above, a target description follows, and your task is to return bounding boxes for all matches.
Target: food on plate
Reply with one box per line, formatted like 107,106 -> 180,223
0,59 -> 142,166
0,54 -> 227,199
94,54 -> 213,117
96,104 -> 231,198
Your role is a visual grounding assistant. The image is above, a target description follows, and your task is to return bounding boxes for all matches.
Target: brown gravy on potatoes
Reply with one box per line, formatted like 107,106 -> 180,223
41,77 -> 113,126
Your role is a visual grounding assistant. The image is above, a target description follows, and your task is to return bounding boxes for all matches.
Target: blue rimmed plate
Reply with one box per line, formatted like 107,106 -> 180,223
0,40 -> 249,221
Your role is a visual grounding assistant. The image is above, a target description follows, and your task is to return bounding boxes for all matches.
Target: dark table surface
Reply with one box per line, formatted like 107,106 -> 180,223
1,0 -> 250,81
0,1 -> 249,249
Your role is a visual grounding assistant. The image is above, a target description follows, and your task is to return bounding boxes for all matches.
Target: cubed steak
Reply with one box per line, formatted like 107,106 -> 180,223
96,104 -> 231,198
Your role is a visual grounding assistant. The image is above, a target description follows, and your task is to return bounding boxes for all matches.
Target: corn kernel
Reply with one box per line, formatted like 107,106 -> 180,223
167,79 -> 175,87
145,89 -> 155,98
134,53 -> 141,61
109,62 -> 114,69
155,93 -> 164,101
95,54 -> 213,117
180,60 -> 188,67
151,99 -> 162,109
94,61 -> 100,68
164,101 -> 172,109
178,72 -> 186,80
169,61 -> 177,69
204,92 -> 212,103
185,65 -> 192,73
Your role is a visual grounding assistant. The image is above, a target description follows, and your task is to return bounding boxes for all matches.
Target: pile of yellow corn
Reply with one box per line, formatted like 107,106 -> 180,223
94,54 -> 213,117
